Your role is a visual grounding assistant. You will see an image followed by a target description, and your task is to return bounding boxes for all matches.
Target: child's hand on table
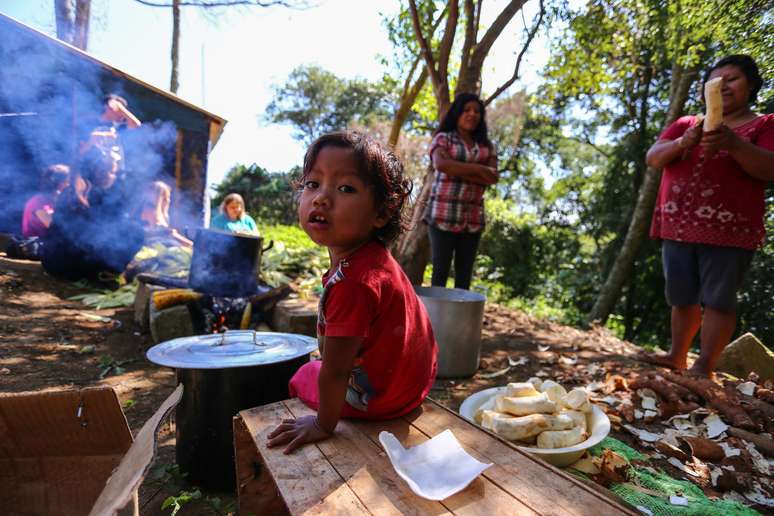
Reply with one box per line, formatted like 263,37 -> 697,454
267,415 -> 332,454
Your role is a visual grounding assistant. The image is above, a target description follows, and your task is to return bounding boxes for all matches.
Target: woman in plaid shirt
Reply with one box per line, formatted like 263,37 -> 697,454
425,93 -> 498,290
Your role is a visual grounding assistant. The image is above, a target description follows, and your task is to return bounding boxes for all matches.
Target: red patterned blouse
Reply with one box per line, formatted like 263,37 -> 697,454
650,114 -> 774,250
425,131 -> 496,233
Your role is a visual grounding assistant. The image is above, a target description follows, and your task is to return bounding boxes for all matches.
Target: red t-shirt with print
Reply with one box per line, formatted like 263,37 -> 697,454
297,240 -> 438,420
650,114 -> 774,250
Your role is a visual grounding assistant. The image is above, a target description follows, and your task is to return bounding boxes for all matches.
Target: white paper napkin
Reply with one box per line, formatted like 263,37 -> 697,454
378,429 -> 492,501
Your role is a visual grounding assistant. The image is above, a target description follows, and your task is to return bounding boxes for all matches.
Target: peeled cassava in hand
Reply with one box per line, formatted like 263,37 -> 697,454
496,392 -> 556,416
480,411 -> 574,441
505,382 -> 540,397
703,77 -> 723,131
537,426 -> 585,449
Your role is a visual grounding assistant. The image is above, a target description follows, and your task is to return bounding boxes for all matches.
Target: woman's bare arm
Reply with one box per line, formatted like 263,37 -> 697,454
33,209 -> 52,228
432,148 -> 497,185
645,122 -> 702,169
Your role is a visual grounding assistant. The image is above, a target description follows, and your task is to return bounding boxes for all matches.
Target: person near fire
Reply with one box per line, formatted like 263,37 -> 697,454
425,92 -> 498,290
21,163 -> 70,239
639,54 -> 774,377
138,181 -> 192,248
41,147 -> 145,281
79,93 -> 142,169
267,131 -> 438,453
209,192 -> 259,236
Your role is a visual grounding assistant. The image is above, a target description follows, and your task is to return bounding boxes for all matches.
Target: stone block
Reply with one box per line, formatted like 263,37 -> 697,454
134,282 -> 164,333
149,300 -> 195,345
271,297 -> 317,337
717,332 -> 774,382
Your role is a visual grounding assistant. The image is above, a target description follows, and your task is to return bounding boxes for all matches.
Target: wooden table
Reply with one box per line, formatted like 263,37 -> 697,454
233,398 -> 636,515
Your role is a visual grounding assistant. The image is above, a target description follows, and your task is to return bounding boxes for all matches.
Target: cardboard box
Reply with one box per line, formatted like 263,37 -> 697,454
0,384 -> 182,516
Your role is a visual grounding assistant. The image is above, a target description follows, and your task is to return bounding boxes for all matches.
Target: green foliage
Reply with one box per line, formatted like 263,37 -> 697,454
211,163 -> 298,225
161,489 -> 201,516
97,355 -> 133,379
259,224 -> 328,297
264,64 -> 398,144
738,193 -> 774,345
67,282 -> 138,309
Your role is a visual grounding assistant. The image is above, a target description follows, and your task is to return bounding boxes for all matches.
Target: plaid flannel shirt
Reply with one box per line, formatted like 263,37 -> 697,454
424,131 -> 495,233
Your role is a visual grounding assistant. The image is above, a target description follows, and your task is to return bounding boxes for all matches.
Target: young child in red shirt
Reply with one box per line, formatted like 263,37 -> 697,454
267,131 -> 438,454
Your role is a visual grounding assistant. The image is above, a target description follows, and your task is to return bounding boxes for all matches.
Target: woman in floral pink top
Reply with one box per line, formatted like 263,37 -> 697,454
425,93 -> 498,290
641,55 -> 774,377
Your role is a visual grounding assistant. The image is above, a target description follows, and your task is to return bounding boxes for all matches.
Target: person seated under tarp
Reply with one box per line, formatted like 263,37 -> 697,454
123,181 -> 193,282
5,164 -> 71,261
42,148 -> 145,281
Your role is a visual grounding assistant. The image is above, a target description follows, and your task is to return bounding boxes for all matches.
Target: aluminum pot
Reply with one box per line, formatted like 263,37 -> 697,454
146,331 -> 318,490
414,286 -> 486,378
188,228 -> 273,298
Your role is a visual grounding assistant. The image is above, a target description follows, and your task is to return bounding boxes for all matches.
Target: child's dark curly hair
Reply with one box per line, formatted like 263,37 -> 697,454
300,131 -> 412,245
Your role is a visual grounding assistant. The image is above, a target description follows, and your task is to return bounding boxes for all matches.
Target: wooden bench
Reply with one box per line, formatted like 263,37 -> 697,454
233,398 -> 636,515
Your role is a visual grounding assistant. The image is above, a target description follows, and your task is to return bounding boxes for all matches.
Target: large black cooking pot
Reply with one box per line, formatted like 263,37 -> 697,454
146,331 -> 318,490
188,228 -> 273,298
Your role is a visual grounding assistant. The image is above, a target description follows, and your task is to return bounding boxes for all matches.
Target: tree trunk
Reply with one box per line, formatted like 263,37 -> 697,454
55,0 -> 90,50
396,171 -> 434,284
395,97 -> 451,285
588,64 -> 699,325
55,0 -> 74,45
170,0 -> 181,93
72,0 -> 90,50
388,66 -> 428,149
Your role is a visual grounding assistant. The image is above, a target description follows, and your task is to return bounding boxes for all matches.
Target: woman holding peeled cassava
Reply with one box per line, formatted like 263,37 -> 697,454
639,54 -> 774,377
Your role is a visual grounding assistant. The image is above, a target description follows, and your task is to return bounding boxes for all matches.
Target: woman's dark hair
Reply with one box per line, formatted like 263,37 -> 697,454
702,54 -> 764,104
41,164 -> 70,192
300,131 -> 412,245
436,92 -> 492,147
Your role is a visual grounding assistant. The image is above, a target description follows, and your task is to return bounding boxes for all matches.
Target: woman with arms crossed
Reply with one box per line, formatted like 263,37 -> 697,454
426,92 -> 498,290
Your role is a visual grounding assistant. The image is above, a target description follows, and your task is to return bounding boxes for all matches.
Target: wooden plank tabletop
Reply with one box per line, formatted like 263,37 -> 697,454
235,398 -> 637,516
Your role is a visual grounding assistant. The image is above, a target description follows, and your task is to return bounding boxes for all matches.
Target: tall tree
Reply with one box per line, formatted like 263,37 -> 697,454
264,65 -> 397,145
170,0 -> 181,93
396,0 -> 546,284
54,0 -> 91,50
133,0 -> 307,94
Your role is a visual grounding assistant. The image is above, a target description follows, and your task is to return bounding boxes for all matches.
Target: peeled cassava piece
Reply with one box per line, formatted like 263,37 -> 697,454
526,377 -> 543,391
560,409 -> 588,434
560,387 -> 592,413
496,392 -> 556,416
505,382 -> 540,397
539,380 -> 567,403
537,426 -> 585,449
703,77 -> 723,131
480,411 -> 574,441
473,395 -> 501,425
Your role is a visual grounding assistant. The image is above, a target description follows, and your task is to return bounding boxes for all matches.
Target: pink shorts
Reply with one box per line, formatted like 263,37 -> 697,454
288,361 -> 366,418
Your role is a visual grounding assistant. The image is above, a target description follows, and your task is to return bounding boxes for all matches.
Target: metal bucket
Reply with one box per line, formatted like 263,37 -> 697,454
414,286 -> 486,378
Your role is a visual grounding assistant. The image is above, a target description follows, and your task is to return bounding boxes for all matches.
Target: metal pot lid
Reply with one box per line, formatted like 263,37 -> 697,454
146,330 -> 318,369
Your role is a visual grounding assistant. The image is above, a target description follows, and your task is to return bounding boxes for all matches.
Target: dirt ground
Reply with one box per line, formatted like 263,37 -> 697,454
1,252 -> 770,514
